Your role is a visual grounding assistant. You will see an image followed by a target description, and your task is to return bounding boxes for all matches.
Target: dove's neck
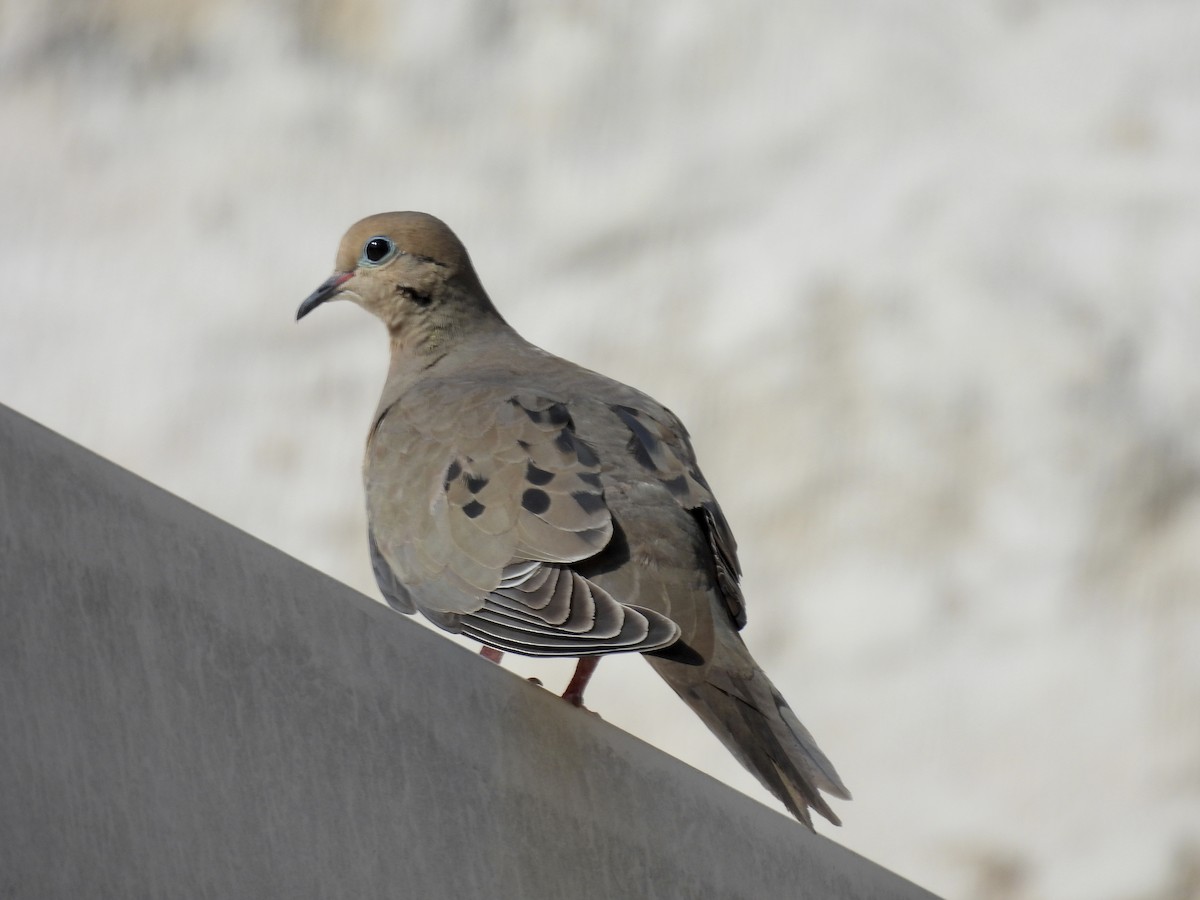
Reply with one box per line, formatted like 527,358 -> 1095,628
384,281 -> 508,364
376,306 -> 530,412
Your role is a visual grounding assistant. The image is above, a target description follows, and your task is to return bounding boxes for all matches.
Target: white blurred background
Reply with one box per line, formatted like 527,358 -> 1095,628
3,2 -> 1200,897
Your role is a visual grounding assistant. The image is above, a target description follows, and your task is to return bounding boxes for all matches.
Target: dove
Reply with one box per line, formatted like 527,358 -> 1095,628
296,211 -> 850,827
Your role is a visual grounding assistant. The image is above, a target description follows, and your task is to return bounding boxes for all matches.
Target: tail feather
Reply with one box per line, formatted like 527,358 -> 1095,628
649,648 -> 849,829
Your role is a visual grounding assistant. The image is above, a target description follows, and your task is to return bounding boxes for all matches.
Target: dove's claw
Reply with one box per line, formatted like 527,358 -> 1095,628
560,657 -> 600,708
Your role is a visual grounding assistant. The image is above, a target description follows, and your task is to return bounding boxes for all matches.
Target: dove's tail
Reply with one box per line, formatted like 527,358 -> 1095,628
648,639 -> 850,829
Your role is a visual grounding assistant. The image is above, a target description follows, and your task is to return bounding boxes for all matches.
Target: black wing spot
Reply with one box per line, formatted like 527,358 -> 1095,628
546,403 -> 571,426
628,438 -> 654,470
574,438 -> 600,468
465,474 -> 489,493
577,471 -> 602,488
523,406 -> 545,424
521,488 -> 551,515
444,459 -> 463,489
612,405 -> 663,472
553,429 -> 575,454
662,474 -> 689,496
525,462 -> 555,486
463,500 -> 486,519
571,491 -> 606,515
621,408 -> 660,451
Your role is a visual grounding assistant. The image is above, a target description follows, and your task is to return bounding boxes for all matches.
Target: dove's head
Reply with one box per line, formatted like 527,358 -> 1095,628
296,211 -> 502,352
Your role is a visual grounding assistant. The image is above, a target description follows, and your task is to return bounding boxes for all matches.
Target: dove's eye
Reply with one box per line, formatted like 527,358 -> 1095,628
361,236 -> 396,266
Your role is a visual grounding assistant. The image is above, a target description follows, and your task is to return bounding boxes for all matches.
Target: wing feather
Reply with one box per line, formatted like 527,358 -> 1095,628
366,388 -> 682,657
608,403 -> 748,629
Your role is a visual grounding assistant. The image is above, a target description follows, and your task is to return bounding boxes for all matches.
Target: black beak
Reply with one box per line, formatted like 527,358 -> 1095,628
296,272 -> 354,321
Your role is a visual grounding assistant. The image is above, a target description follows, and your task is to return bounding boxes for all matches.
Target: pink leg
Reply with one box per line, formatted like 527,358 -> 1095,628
480,646 -> 503,663
561,656 -> 600,707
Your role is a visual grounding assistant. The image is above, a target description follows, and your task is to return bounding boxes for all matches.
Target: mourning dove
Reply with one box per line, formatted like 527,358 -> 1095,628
296,212 -> 850,827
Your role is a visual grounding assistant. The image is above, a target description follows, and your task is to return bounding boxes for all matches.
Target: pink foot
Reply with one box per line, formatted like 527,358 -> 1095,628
560,657 -> 600,709
479,646 -> 503,663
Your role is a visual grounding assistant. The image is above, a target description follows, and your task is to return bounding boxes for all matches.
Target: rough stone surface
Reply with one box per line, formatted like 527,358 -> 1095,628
0,404 -> 936,900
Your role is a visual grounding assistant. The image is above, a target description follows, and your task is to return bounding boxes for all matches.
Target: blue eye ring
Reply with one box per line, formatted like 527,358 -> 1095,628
360,235 -> 397,266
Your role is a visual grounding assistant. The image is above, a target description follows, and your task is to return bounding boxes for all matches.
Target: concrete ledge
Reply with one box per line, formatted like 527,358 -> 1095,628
0,404 -> 937,899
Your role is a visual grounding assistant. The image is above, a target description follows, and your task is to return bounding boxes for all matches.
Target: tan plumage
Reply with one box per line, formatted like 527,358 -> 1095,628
297,211 -> 850,827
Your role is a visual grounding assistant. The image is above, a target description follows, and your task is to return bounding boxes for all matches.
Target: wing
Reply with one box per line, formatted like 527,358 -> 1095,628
459,560 -> 679,657
369,528 -> 415,614
366,387 -> 680,656
607,403 -> 747,629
